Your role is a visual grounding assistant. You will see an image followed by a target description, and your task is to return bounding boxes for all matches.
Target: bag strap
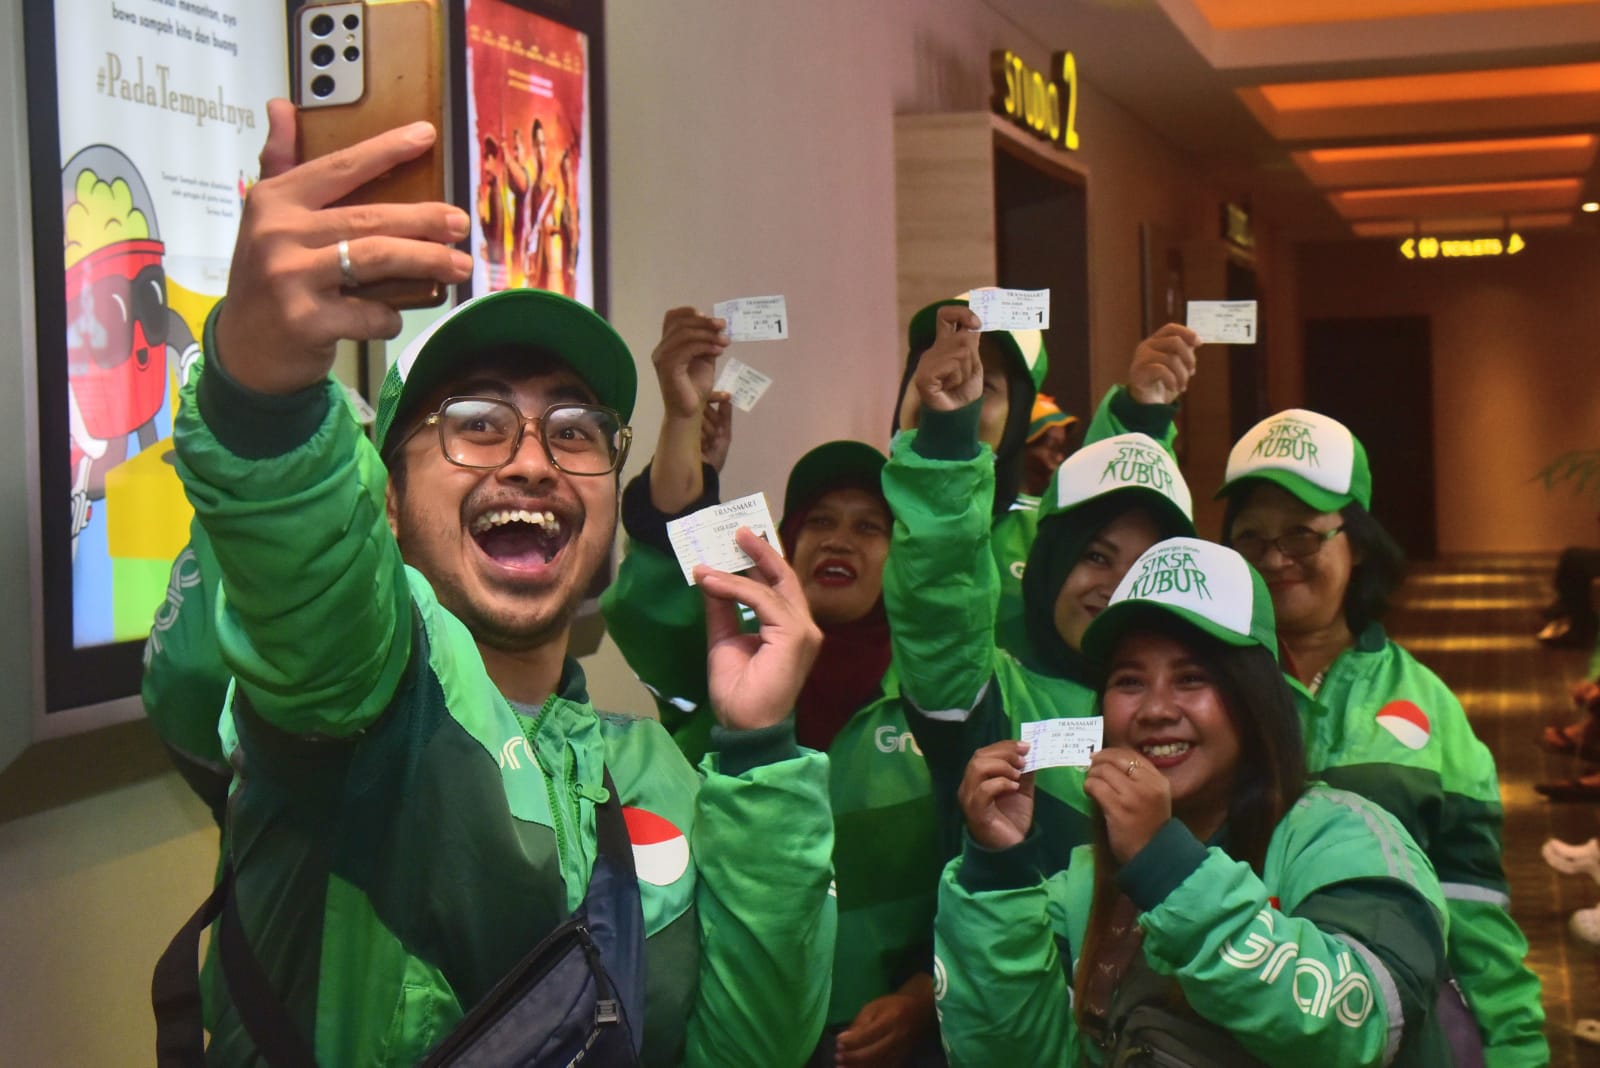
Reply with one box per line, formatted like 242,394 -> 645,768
586,766 -> 647,1057
218,872 -> 321,1066
153,865 -> 232,1067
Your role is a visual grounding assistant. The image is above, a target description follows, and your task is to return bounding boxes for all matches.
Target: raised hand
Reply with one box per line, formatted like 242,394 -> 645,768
1084,746 -> 1172,864
214,100 -> 472,396
958,740 -> 1036,850
1127,323 -> 1200,406
652,307 -> 728,420
912,305 -> 983,413
697,528 -> 822,733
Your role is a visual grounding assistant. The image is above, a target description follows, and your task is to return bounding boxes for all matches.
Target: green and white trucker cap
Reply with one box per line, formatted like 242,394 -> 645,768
1217,408 -> 1371,513
1038,432 -> 1195,535
907,292 -> 1049,391
375,289 -> 638,456
1082,536 -> 1278,668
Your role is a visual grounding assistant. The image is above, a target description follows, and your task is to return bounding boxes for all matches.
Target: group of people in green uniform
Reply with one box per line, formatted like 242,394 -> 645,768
142,105 -> 1545,1067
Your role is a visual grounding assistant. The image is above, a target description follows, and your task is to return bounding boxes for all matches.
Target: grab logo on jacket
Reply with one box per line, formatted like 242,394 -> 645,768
1375,700 -> 1430,750
623,807 -> 690,886
1220,909 -> 1375,1026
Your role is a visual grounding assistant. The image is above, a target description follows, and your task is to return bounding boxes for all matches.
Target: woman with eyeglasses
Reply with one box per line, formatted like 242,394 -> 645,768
1218,409 -> 1545,1067
935,538 -> 1456,1067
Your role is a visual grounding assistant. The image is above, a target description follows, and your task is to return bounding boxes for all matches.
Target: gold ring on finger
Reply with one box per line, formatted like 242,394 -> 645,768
1126,759 -> 1139,778
337,239 -> 357,289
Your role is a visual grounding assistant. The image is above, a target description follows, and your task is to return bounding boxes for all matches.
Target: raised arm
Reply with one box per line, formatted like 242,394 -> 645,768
1082,323 -> 1199,451
175,102 -> 471,735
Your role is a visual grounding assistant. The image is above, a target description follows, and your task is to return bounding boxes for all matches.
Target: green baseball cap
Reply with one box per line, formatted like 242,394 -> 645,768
1216,408 -> 1371,513
907,293 -> 1049,392
1039,432 -> 1195,536
782,440 -> 887,525
1082,537 -> 1279,670
374,289 -> 638,456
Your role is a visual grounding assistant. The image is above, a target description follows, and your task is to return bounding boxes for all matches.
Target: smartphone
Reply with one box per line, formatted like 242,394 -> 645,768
294,0 -> 448,309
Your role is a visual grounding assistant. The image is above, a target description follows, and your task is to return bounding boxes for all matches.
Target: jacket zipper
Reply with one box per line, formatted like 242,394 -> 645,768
526,692 -> 569,862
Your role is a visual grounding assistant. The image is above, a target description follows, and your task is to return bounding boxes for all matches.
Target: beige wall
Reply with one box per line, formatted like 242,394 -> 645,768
1,1 -> 1225,1059
1294,232 -> 1600,554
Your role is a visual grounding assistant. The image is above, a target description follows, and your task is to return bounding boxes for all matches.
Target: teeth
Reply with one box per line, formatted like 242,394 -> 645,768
1141,742 -> 1191,758
470,509 -> 562,536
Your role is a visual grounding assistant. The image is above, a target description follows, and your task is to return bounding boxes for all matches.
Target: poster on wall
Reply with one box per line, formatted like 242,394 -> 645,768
463,0 -> 596,307
25,0 -> 288,720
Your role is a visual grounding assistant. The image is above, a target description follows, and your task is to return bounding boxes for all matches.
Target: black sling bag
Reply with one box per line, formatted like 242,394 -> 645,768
154,767 -> 646,1067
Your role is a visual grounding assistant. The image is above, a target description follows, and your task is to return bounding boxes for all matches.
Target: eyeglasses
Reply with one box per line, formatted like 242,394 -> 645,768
1232,525 -> 1345,563
393,397 -> 631,476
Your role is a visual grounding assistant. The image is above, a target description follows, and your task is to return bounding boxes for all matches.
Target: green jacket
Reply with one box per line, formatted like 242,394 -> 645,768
1307,627 -> 1546,1067
934,786 -> 1454,1068
601,524 -> 940,1028
174,338 -> 836,1067
142,518 -> 231,826
881,405 -> 1098,871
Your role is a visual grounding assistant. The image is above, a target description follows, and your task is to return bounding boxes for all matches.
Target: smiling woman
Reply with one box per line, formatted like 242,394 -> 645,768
936,538 -> 1461,1068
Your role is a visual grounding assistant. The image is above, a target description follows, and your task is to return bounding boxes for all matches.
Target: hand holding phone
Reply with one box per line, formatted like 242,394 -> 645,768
294,0 -> 449,309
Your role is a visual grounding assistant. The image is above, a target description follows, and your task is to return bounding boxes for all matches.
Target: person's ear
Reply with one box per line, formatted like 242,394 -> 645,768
386,473 -> 402,540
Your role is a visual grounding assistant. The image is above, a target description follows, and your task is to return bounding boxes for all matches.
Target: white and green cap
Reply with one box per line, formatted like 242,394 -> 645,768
1082,537 -> 1278,668
374,289 -> 638,457
1217,408 -> 1371,513
1039,432 -> 1195,534
907,293 -> 1048,391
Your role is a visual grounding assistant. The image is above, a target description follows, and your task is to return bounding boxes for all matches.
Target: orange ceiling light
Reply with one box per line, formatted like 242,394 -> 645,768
1258,64 -> 1600,112
1331,177 -> 1581,219
1293,134 -> 1598,188
1192,0 -> 1597,31
1351,212 -> 1572,238
1305,134 -> 1595,163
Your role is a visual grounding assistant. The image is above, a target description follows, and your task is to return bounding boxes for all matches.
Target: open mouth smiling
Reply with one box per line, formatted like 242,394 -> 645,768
813,558 -> 858,587
469,507 -> 572,572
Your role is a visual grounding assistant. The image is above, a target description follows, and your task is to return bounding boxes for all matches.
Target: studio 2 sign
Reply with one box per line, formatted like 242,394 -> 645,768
991,50 -> 1081,151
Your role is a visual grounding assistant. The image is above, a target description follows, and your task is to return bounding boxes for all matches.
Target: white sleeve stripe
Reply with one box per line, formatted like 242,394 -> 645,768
1440,882 -> 1511,907
1339,935 -> 1406,1067
904,678 -> 991,723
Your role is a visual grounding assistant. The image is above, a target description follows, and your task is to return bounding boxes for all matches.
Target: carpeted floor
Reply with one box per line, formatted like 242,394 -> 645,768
1385,553 -> 1599,1066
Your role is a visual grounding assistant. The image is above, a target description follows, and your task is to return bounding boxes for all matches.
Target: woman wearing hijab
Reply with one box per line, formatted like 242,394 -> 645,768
882,305 -> 1195,873
1217,408 -> 1545,1067
602,307 -> 944,1067
935,537 -> 1457,1067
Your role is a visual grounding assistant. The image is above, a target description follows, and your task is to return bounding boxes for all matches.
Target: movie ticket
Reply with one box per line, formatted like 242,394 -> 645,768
342,385 -> 376,426
713,295 -> 789,342
1186,300 -> 1258,345
968,287 -> 1050,331
1020,717 -> 1104,772
713,357 -> 774,413
666,492 -> 784,584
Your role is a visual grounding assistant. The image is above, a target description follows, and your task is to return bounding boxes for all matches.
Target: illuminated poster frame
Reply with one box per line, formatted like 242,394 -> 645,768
452,0 -> 609,315
21,0 -> 292,728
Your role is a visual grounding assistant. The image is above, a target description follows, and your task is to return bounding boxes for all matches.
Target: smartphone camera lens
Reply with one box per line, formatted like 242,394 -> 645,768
344,45 -> 361,63
344,13 -> 360,30
310,13 -> 334,36
311,43 -> 335,67
311,74 -> 336,99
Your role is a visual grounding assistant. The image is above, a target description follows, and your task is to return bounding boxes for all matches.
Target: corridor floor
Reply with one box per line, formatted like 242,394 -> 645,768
1384,553 -> 1599,1066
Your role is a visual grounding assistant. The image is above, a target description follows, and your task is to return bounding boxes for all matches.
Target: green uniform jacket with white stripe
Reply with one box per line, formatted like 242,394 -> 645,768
933,786 -> 1455,1068
1307,627 -> 1546,1067
174,333 -> 836,1067
881,404 -> 1100,872
601,535 -> 941,1029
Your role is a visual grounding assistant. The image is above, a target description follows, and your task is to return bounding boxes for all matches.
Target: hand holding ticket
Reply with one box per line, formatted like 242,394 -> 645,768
1186,300 -> 1257,345
666,492 -> 784,584
713,357 -> 774,412
968,287 -> 1050,331
1020,717 -> 1104,772
713,295 -> 789,342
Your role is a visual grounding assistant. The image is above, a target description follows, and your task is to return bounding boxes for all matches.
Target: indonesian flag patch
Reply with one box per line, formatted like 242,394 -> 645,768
623,807 -> 690,887
1375,700 -> 1431,750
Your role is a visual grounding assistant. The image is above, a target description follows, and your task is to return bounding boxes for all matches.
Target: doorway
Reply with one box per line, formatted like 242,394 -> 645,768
993,139 -> 1090,422
1303,316 -> 1437,559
